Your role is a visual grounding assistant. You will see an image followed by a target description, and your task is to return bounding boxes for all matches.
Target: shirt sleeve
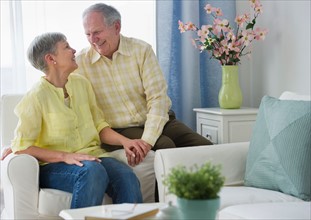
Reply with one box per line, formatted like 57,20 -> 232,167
11,94 -> 42,153
140,46 -> 172,146
84,77 -> 110,133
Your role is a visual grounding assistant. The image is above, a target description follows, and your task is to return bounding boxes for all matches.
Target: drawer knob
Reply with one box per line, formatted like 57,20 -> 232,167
205,134 -> 212,142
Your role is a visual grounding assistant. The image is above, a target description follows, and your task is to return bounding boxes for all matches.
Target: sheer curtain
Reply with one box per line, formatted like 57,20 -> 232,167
156,0 -> 236,129
1,1 -> 26,95
0,0 -> 156,97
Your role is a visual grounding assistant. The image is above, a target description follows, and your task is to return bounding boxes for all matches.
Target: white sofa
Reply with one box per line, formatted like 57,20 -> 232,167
154,142 -> 310,219
0,94 -> 156,219
154,91 -> 310,219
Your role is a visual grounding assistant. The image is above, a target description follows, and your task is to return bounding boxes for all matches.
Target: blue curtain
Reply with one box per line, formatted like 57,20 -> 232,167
156,0 -> 236,130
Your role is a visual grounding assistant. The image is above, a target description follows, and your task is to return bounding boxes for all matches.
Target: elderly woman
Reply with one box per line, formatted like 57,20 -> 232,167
7,32 -> 144,208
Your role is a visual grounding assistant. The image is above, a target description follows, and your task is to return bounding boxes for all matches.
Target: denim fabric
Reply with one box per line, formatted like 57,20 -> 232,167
39,157 -> 142,208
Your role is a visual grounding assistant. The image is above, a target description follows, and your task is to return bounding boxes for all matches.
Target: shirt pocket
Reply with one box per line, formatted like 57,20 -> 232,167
46,113 -> 73,137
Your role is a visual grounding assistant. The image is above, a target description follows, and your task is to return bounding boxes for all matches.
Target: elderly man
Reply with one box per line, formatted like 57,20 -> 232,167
75,3 -> 212,165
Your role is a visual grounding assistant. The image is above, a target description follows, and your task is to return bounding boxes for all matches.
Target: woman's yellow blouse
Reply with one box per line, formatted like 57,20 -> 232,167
11,74 -> 110,159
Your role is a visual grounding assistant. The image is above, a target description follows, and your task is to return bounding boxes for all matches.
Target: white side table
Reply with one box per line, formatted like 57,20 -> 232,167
193,108 -> 258,144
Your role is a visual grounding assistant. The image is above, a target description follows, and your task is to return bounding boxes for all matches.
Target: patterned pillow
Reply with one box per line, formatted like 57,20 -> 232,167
244,95 -> 311,201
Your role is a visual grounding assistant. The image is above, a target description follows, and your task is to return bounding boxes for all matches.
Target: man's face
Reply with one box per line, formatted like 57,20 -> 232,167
83,11 -> 120,59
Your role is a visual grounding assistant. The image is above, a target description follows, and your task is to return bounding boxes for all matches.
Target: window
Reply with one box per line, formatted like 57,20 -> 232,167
0,0 -> 156,96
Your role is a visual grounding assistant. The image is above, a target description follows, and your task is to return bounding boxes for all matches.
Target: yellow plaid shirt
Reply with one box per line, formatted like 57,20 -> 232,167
12,74 -> 110,164
75,35 -> 172,146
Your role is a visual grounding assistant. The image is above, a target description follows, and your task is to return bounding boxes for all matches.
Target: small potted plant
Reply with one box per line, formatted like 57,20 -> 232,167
163,162 -> 225,219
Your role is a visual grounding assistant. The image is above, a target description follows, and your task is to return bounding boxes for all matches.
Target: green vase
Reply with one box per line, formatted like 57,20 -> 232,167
177,197 -> 220,220
218,65 -> 243,109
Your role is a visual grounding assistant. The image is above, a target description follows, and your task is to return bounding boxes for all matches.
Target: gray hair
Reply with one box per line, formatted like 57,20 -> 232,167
82,3 -> 121,26
27,32 -> 67,72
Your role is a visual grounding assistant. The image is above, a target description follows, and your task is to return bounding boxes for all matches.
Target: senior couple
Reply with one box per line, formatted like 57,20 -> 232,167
1,3 -> 212,208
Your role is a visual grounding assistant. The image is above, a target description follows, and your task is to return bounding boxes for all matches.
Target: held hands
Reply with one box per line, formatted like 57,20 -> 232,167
122,139 -> 152,167
99,127 -> 152,166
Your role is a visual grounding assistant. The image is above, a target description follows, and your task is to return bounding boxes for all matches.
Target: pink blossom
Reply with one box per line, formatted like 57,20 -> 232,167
178,20 -> 186,33
228,42 -> 240,53
213,49 -> 222,58
214,19 -> 229,33
240,31 -> 253,46
215,8 -> 223,17
234,53 -> 240,60
235,15 -> 245,27
250,0 -> 261,8
226,31 -> 236,41
250,0 -> 263,14
185,22 -> 197,31
178,0 -> 267,65
204,4 -> 213,14
198,25 -> 210,42
254,5 -> 263,14
220,39 -> 230,55
254,28 -> 268,40
243,13 -> 251,22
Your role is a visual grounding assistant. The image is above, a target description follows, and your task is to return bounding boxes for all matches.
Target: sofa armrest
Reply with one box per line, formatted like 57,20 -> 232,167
1,153 -> 40,219
154,142 -> 249,203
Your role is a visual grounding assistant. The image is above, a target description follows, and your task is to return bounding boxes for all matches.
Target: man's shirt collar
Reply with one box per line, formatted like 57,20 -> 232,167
89,34 -> 130,64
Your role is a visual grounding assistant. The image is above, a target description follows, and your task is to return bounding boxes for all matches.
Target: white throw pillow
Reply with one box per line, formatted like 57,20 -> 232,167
279,91 -> 310,101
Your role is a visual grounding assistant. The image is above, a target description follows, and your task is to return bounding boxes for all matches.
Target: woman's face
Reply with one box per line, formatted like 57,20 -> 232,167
53,40 -> 78,74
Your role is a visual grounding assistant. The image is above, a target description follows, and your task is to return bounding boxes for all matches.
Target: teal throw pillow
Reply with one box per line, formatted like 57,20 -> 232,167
244,95 -> 311,201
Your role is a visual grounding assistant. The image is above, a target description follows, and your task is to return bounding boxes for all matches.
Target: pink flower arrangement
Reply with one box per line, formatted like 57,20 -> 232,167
178,0 -> 268,65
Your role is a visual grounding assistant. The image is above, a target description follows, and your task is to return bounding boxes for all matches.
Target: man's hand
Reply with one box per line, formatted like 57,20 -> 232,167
123,139 -> 152,166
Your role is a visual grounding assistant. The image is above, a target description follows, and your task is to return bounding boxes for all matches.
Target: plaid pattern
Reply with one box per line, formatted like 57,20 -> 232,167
75,35 -> 171,146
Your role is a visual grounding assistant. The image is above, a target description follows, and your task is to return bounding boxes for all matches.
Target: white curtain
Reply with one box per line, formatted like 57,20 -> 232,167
9,1 -> 27,94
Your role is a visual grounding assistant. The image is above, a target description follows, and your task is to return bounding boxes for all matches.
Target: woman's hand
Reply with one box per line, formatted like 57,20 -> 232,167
63,152 -> 101,167
13,146 -> 101,167
1,147 -> 12,160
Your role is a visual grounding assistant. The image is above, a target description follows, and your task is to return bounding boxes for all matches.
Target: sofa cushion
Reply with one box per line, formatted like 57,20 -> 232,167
244,95 -> 311,200
38,188 -> 72,216
219,186 -> 302,210
218,201 -> 311,220
279,91 -> 310,101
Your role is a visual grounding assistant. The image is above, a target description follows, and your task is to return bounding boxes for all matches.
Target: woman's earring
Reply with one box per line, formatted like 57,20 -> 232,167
53,61 -> 57,64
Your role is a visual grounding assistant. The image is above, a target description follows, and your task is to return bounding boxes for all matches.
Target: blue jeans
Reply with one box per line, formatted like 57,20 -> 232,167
39,157 -> 143,208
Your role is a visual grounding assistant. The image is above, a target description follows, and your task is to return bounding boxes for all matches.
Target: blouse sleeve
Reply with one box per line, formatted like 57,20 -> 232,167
84,77 -> 110,133
11,93 -> 42,153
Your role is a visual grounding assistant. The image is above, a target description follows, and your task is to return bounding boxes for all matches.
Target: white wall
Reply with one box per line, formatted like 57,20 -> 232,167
237,1 -> 310,107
